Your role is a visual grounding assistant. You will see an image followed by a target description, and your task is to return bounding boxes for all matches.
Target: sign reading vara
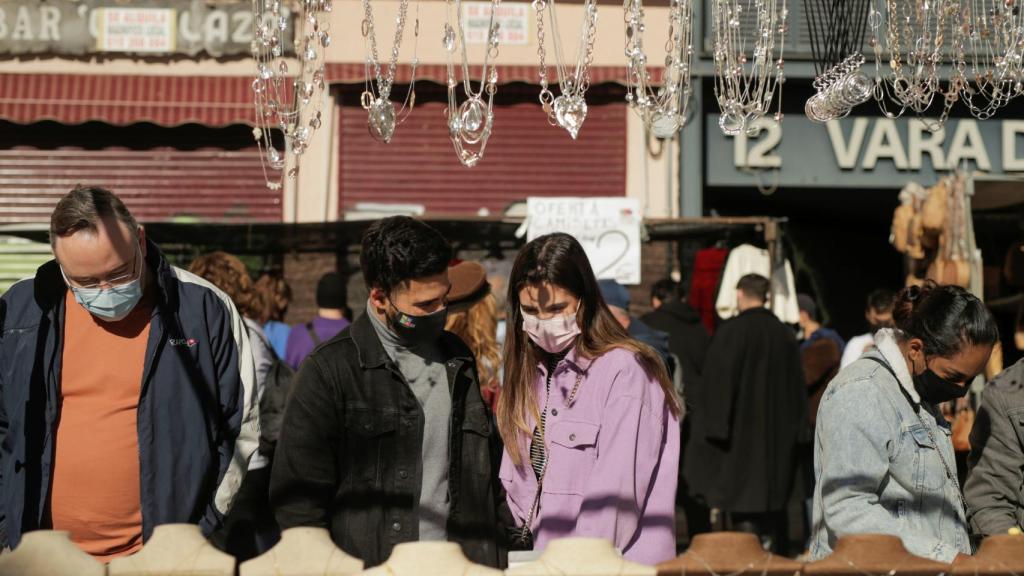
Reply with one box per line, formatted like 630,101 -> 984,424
527,197 -> 643,285
706,114 -> 1024,188
0,0 -> 291,57
461,1 -> 529,46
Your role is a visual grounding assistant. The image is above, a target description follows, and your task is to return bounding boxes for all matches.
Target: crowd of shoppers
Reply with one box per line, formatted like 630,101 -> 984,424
2,185 -> 1024,569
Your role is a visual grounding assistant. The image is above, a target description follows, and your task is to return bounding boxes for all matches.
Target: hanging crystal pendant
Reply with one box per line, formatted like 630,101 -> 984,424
267,146 -> 286,169
458,97 -> 489,144
650,112 -> 681,138
368,98 -> 397,143
443,24 -> 456,52
553,95 -> 588,139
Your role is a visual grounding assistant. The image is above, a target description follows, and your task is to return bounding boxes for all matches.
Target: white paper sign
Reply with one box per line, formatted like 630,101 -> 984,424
527,197 -> 643,285
461,2 -> 529,46
97,8 -> 176,53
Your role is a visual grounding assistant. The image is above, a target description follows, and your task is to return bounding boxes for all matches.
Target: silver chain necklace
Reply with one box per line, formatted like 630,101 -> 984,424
534,0 -> 599,139
361,0 -> 421,144
624,0 -> 694,139
443,0 -> 501,167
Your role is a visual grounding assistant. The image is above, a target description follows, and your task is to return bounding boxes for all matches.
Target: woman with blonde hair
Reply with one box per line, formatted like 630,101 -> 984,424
445,260 -> 502,411
498,233 -> 682,564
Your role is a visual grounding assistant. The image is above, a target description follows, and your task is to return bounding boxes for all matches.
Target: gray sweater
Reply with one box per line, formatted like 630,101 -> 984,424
367,308 -> 451,541
965,358 -> 1024,537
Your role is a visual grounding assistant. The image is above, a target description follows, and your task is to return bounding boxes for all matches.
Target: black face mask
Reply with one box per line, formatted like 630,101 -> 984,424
388,304 -> 448,346
912,357 -> 969,405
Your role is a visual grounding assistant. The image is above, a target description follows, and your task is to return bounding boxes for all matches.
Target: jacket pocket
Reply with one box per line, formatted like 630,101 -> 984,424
543,420 -> 599,495
908,424 -> 947,492
344,408 -> 397,486
461,407 -> 492,478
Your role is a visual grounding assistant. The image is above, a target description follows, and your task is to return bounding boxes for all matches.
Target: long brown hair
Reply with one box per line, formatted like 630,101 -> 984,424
253,273 -> 292,325
446,293 -> 501,395
189,251 -> 259,319
497,233 -> 682,465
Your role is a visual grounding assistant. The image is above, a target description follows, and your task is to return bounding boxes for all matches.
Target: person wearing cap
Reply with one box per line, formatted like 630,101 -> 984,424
283,271 -> 351,370
445,260 -> 503,411
597,279 -> 674,373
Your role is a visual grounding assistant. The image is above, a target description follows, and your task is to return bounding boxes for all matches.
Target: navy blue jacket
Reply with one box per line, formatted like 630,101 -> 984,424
0,240 -> 259,549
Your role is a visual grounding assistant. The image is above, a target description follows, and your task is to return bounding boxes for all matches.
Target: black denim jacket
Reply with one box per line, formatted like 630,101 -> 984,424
269,313 -> 506,567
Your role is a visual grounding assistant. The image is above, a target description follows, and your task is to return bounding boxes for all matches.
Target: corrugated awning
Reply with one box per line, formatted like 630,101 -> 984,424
325,63 -> 663,85
0,73 -> 255,127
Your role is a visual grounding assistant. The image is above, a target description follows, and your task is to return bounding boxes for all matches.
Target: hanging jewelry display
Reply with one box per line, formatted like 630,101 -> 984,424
251,0 -> 333,188
952,0 -> 1024,120
710,0 -> 789,136
444,0 -> 501,167
802,0 -> 872,123
866,0 -> 959,129
361,0 -> 421,144
624,0 -> 694,139
534,0 -> 599,139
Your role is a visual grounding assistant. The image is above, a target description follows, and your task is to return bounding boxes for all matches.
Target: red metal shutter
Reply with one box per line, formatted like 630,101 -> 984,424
338,100 -> 627,215
0,147 -> 279,223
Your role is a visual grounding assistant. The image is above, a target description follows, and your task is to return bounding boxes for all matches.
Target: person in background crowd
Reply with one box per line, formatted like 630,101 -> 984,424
270,217 -> 503,568
445,260 -> 502,412
0,186 -> 258,560
840,289 -> 896,369
598,279 -> 674,369
188,251 -> 280,560
685,274 -> 806,553
641,278 -> 712,540
965,357 -> 1024,537
798,294 -> 845,427
499,233 -> 681,564
283,271 -> 350,370
812,282 -> 997,562
255,273 -> 292,359
641,278 -> 710,389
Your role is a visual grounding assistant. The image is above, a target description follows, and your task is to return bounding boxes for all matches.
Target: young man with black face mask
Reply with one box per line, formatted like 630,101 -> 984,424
270,216 -> 504,568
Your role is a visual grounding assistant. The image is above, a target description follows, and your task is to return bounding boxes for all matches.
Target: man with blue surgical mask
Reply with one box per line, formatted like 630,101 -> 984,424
0,186 -> 259,561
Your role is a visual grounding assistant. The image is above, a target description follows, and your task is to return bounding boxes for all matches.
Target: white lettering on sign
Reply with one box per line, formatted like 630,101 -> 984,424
12,5 -> 32,40
462,2 -> 529,45
527,197 -> 643,285
97,8 -> 175,53
734,116 -> 1008,172
947,120 -> 992,171
734,118 -> 782,168
862,119 -> 909,170
39,5 -> 60,41
1003,121 -> 1024,171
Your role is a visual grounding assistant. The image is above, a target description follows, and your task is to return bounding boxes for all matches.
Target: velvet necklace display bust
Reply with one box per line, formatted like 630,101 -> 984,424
241,527 -> 363,576
107,524 -> 234,576
507,538 -> 655,576
0,530 -> 104,576
357,542 -> 501,576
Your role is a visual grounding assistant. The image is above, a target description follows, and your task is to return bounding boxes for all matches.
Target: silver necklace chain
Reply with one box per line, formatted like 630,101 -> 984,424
534,0 -> 599,139
361,0 -> 421,143
710,0 -> 789,137
444,0 -> 501,167
624,0 -> 694,139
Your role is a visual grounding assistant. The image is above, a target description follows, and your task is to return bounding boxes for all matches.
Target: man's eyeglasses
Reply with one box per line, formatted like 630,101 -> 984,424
61,247 -> 142,290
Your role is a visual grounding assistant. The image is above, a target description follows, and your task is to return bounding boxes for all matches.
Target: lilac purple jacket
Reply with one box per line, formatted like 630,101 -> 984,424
499,346 -> 681,565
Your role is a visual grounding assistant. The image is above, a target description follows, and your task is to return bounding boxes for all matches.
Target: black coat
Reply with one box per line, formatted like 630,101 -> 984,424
269,314 -> 506,567
641,301 -> 710,386
683,307 -> 806,513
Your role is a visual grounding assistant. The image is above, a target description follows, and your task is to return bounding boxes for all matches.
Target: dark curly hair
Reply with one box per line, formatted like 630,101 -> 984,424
360,216 -> 452,293
893,281 -> 998,357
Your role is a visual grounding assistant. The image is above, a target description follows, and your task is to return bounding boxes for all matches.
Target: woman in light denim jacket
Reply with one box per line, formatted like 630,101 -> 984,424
811,283 -> 997,563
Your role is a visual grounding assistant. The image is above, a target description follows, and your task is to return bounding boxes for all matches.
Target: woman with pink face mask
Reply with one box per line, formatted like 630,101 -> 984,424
496,233 -> 683,565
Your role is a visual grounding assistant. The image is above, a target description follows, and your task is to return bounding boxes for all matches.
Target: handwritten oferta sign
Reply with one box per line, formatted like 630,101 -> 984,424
527,197 -> 643,285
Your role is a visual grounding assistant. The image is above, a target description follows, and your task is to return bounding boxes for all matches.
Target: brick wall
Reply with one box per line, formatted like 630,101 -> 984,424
282,252 -> 339,325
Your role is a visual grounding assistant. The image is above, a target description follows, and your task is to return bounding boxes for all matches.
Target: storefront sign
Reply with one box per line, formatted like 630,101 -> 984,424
462,1 -> 529,46
706,114 -> 1024,188
0,0 -> 291,57
527,197 -> 643,285
96,8 -> 175,53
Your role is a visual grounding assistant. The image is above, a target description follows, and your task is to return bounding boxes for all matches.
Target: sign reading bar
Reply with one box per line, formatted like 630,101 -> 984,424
706,114 -> 1024,188
527,197 -> 643,285
0,0 -> 292,57
462,1 -> 529,46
